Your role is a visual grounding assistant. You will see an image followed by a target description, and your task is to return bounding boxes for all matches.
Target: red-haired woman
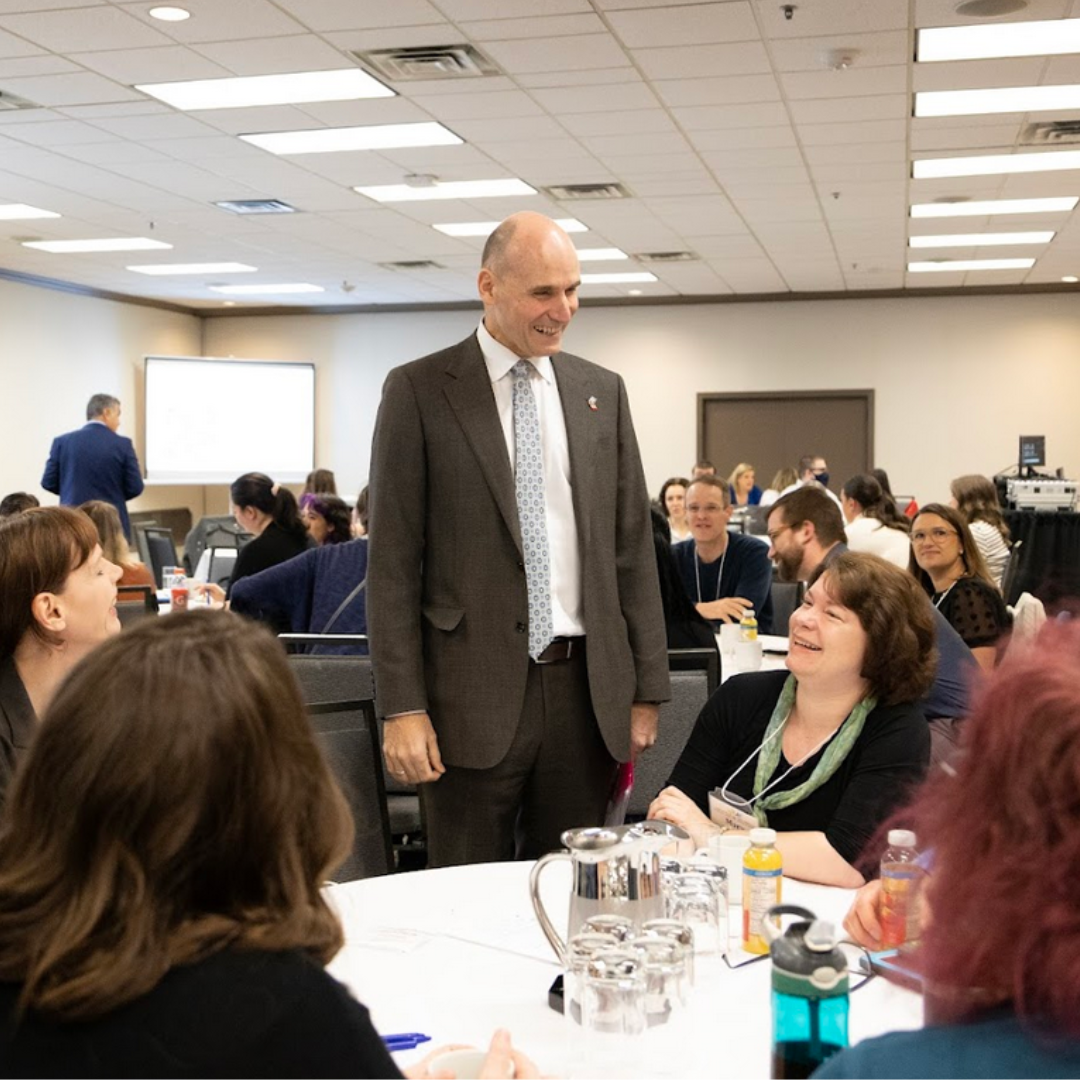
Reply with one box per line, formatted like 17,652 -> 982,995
828,621 -> 1080,1077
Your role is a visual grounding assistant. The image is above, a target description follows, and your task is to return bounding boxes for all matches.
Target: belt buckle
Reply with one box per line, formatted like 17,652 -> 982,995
537,637 -> 573,664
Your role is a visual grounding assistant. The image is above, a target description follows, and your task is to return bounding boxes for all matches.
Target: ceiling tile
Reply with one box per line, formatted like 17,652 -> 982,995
702,145 -> 806,171
1,117 -> 116,146
913,0 -> 1069,29
798,119 -> 907,146
606,3 -> 758,48
789,94 -> 907,124
0,71 -> 141,106
58,139 -> 173,165
804,142 -> 907,166
810,161 -> 907,183
270,0 -> 445,31
192,35 -> 352,76
460,13 -> 606,39
688,126 -> 797,151
0,6 -> 171,52
527,81 -> 658,114
559,108 -> 677,137
780,66 -> 908,100
0,24 -> 43,57
633,41 -> 771,80
579,130 -> 692,157
446,114 -> 568,142
517,67 -> 646,89
670,101 -> 789,129
73,45 -> 231,83
909,122 -> 1021,152
912,57 -> 1047,92
435,0 -> 592,16
769,30 -> 908,72
88,111 -> 219,140
481,33 -> 631,74
410,89 -> 546,120
320,25 -> 458,52
294,98 -> 435,126
127,0 -> 307,42
0,54 -> 75,77
759,0 -> 909,36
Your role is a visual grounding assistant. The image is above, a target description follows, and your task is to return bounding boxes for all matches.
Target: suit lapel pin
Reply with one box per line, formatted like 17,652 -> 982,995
587,396 -> 599,411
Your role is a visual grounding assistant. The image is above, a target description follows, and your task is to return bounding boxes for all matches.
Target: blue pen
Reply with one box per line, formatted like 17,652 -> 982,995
383,1033 -> 431,1051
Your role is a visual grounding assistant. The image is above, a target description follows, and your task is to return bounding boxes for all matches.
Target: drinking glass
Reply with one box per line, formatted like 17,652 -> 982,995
667,877 -> 725,956
641,918 -> 696,986
581,913 -> 636,943
580,949 -> 647,1079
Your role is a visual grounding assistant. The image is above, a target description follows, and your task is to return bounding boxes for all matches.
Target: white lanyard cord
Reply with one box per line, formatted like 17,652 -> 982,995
694,544 -> 727,604
933,581 -> 958,610
721,719 -> 837,809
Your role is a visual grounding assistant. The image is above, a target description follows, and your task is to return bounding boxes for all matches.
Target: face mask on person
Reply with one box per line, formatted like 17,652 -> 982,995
813,470 -> 830,488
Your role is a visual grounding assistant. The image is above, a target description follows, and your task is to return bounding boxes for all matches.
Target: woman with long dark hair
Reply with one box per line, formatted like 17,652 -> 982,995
950,473 -> 1011,590
300,494 -> 353,547
0,611 -> 537,1077
841,473 -> 910,569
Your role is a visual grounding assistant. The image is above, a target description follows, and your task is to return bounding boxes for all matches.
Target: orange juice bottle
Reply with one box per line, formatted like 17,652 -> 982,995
742,827 -> 782,955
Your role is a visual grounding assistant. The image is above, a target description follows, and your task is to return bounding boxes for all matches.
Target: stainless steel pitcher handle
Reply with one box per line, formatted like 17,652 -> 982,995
529,851 -> 571,966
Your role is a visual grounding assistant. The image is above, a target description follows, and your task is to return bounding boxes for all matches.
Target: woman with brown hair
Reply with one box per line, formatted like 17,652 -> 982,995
950,473 -> 1011,589
78,499 -> 155,588
658,476 -> 692,541
300,493 -> 353,547
0,507 -> 121,802
909,502 -> 1009,672
650,552 -> 934,887
0,610 -> 537,1077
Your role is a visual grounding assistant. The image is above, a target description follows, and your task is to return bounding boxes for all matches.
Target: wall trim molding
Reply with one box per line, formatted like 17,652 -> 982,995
0,267 -> 194,316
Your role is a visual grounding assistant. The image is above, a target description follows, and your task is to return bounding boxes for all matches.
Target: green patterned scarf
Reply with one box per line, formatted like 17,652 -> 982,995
751,674 -> 876,826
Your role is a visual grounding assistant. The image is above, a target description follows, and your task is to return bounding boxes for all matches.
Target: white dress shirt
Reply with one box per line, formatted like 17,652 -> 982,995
477,321 -> 584,638
844,514 -> 911,569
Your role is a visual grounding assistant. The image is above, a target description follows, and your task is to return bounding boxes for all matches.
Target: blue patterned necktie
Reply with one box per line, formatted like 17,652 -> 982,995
511,360 -> 553,660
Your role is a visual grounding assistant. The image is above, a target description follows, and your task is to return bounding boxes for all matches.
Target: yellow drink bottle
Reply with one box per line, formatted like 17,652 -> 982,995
743,826 -> 782,955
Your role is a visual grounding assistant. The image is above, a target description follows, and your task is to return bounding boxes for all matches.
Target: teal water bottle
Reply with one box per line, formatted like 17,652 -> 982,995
765,905 -> 849,1079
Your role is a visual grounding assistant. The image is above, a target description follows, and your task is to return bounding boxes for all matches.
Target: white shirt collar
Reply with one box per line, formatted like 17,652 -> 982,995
477,320 -> 555,385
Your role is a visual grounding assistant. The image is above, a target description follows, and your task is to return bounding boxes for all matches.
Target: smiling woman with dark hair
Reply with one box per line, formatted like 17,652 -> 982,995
650,552 -> 934,887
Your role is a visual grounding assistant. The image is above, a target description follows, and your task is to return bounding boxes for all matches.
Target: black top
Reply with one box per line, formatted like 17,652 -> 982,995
671,533 -> 774,634
226,523 -> 311,598
0,656 -> 36,808
933,577 -> 1010,649
0,948 -> 403,1079
666,670 -> 929,865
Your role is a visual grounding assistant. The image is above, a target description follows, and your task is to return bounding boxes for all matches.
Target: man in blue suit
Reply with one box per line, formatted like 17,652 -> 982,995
42,394 -> 144,538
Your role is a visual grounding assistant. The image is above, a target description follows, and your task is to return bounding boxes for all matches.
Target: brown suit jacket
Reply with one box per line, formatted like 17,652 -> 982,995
367,332 -> 670,768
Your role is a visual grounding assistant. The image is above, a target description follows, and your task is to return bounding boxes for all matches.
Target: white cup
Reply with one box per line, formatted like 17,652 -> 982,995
709,834 -> 751,900
428,1049 -> 514,1079
734,638 -> 763,672
719,623 -> 741,659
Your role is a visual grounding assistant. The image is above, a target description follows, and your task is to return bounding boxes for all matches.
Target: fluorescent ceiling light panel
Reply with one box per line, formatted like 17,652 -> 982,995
916,85 -> 1080,117
433,218 -> 587,237
907,258 -> 1035,272
242,122 -> 459,156
22,237 -> 172,253
918,19 -> 1080,62
127,262 -> 257,275
136,69 -> 393,111
911,197 -> 1078,217
0,203 -> 59,220
580,272 -> 658,284
355,178 -> 537,203
909,231 -> 1054,247
209,283 -> 324,294
575,247 -> 628,261
913,150 -> 1080,178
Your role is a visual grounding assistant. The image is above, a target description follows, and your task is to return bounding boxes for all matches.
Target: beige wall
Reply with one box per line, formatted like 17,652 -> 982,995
204,292 -> 1080,505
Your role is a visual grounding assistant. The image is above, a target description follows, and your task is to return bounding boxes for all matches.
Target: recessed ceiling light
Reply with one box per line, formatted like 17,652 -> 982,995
136,68 -> 393,111
222,301 -> 237,306
209,283 -> 324,295
127,262 -> 257,275
0,203 -> 60,220
911,196 -> 1079,217
580,272 -> 659,284
148,5 -> 190,21
355,178 -> 537,203
907,258 -> 1035,272
241,122 -> 460,156
575,247 -> 629,261
909,231 -> 1054,247
916,85 -> 1080,118
1062,275 -> 1079,282
918,18 -> 1080,62
628,289 -> 643,296
913,150 -> 1080,178
22,237 -> 172,253
432,218 -> 587,237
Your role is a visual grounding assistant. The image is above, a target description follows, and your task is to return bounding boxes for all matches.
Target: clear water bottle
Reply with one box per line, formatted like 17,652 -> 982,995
879,829 -> 920,948
766,906 -> 849,1079
739,607 -> 758,641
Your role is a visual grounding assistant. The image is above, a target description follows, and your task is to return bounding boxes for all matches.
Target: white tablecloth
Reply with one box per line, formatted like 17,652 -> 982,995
325,861 -> 922,1078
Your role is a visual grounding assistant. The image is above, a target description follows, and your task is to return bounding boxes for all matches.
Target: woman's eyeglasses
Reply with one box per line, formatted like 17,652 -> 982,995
912,527 -> 957,544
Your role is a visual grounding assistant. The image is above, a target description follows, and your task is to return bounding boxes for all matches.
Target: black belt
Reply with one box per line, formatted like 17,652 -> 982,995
534,637 -> 583,664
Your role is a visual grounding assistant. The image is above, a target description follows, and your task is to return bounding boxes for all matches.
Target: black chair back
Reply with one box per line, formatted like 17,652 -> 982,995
1001,538 -> 1024,606
288,655 -> 393,881
116,584 -> 158,627
627,649 -> 717,818
769,581 -> 805,637
138,526 -> 179,588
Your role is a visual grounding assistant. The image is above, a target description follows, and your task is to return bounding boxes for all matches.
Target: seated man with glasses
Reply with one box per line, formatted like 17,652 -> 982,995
671,475 -> 774,633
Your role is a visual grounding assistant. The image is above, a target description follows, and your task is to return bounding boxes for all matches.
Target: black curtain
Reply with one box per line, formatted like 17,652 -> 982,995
1003,511 -> 1080,608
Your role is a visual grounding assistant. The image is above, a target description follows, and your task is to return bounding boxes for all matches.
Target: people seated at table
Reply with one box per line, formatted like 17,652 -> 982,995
0,610 -> 539,1079
0,493 -> 38,519
225,473 -> 312,598
650,507 -> 718,654
825,621 -> 1080,1078
658,476 -> 692,542
909,503 -> 1010,673
649,552 -> 933,887
671,475 -> 773,632
760,466 -> 798,507
950,473 -> 1011,589
300,493 -> 353,547
728,462 -> 762,507
352,485 -> 369,539
79,499 -> 155,588
0,507 -> 121,804
778,454 -> 844,511
769,487 -> 976,733
303,467 -> 338,496
230,538 -> 369,654
840,474 -> 911,569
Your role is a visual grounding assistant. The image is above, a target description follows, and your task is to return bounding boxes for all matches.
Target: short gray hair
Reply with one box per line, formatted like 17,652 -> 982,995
86,394 -> 119,421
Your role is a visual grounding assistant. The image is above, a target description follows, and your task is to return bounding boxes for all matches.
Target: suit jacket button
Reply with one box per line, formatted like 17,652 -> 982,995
516,622 -> 526,633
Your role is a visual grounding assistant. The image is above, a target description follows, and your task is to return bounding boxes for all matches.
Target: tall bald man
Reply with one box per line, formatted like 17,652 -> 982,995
368,213 -> 669,866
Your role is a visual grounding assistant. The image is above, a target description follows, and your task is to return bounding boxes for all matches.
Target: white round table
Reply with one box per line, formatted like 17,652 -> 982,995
325,861 -> 921,1078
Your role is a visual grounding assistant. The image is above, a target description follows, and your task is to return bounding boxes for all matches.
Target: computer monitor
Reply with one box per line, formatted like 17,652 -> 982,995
1020,435 -> 1046,473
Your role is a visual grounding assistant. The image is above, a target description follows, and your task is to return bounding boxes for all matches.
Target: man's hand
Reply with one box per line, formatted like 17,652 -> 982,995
843,879 -> 883,950
696,596 -> 751,624
383,711 -> 446,784
629,701 -> 659,762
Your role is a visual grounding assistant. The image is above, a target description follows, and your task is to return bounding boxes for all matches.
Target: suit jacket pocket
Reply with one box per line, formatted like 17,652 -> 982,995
422,604 -> 465,632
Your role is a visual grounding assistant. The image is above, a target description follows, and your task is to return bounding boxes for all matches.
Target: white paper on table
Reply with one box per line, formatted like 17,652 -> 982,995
759,634 -> 789,654
346,927 -> 432,953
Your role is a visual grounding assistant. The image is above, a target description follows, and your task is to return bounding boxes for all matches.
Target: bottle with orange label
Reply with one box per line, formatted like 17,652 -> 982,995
743,827 -> 782,954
